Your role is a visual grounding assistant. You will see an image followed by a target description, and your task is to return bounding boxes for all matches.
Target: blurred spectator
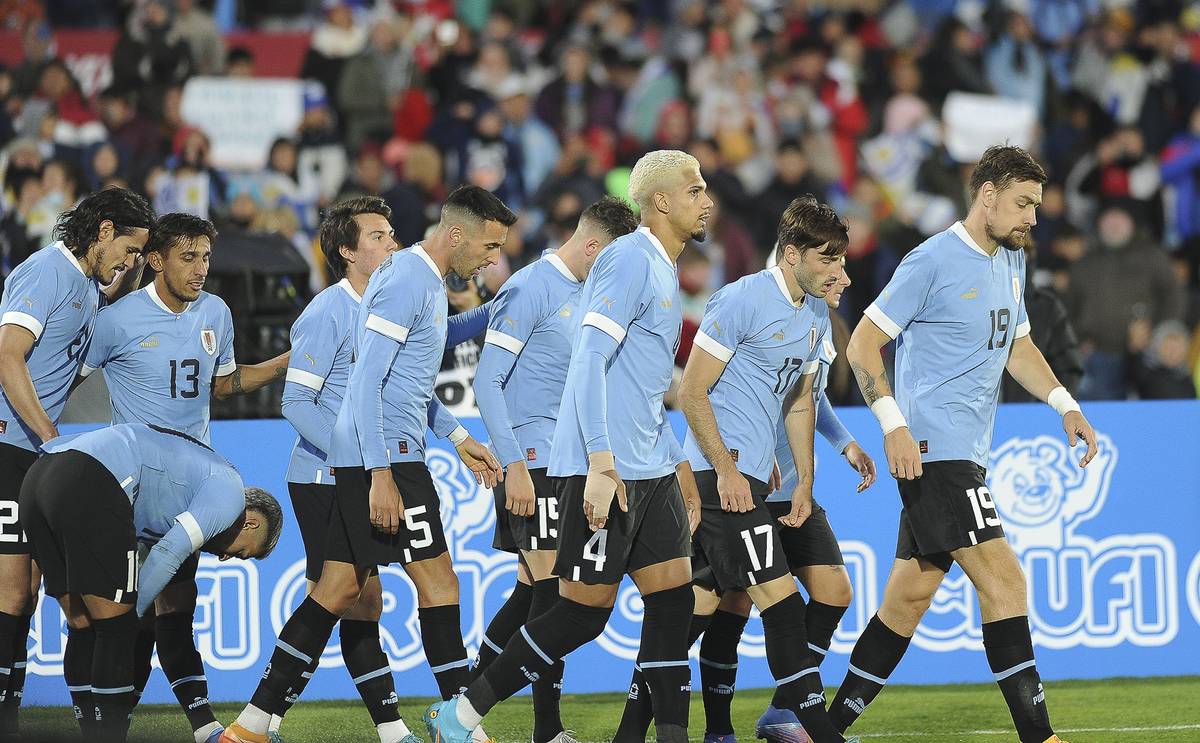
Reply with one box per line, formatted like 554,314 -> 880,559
260,136 -> 318,235
11,21 -> 54,96
756,139 -> 827,249
1068,125 -> 1162,232
301,0 -> 368,119
338,17 -> 417,150
225,46 -> 255,78
497,75 -> 559,200
695,59 -> 776,192
338,142 -> 393,198
1162,104 -> 1200,278
98,86 -> 162,185
454,102 -> 525,208
695,192 -> 756,286
295,82 -> 347,205
111,0 -> 194,119
174,0 -> 225,76
920,16 -> 991,108
24,155 -> 81,247
32,59 -> 103,146
985,9 -> 1046,115
1127,319 -> 1197,399
535,43 -> 618,138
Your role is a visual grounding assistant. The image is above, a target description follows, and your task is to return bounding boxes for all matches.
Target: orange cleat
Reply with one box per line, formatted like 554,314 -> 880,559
1043,736 -> 1070,743
218,723 -> 270,743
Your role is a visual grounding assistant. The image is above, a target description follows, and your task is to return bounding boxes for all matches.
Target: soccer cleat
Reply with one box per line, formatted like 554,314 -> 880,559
399,736 -> 424,743
424,698 -> 473,743
542,731 -> 581,743
267,732 -> 285,743
1042,738 -> 1069,743
205,726 -> 226,743
754,705 -> 812,743
218,723 -> 269,743
472,725 -> 496,743
704,733 -> 738,743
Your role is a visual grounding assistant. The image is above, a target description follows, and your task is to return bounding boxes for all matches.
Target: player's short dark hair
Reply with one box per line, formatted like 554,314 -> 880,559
440,185 -> 517,228
579,196 -> 638,242
244,487 -> 283,558
776,195 -> 848,259
145,213 -> 217,259
319,196 -> 393,280
969,145 -> 1047,201
53,186 -> 156,256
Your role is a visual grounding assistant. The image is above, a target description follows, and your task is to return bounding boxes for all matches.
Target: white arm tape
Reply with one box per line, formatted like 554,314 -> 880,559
448,425 -> 470,445
869,396 -> 908,435
1046,386 -> 1081,416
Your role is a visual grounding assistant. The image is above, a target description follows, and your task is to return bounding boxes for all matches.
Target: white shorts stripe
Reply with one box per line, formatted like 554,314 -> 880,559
365,313 -> 410,343
581,312 -> 626,343
484,329 -> 525,355
286,368 -> 325,391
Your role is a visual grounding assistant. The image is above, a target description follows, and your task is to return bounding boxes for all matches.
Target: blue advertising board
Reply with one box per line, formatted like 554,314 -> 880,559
23,400 -> 1200,706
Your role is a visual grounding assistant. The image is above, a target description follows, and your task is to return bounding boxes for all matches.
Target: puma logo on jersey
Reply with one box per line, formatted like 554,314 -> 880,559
660,297 -> 673,309
600,296 -> 615,309
961,288 -> 979,299
503,315 -> 516,328
20,297 -> 33,309
711,321 -> 723,337
139,337 -> 159,348
772,331 -> 786,341
559,305 -> 572,317
304,353 -> 316,365
71,301 -> 82,309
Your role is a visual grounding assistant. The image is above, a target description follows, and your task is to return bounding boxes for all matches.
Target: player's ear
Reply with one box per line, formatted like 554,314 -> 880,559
653,191 -> 669,215
146,249 -> 164,272
96,219 -> 114,244
339,243 -> 355,266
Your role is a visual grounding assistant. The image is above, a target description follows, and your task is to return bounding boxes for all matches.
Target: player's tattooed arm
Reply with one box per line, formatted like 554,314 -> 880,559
846,316 -> 896,405
850,361 -> 892,406
213,351 -> 291,399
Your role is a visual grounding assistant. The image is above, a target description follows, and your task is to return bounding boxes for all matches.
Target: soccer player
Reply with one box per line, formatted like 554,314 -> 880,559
425,149 -> 707,743
19,422 -> 283,742
272,196 -> 492,742
221,186 -> 509,743
77,212 -> 290,743
828,145 -> 1097,743
470,196 -> 637,743
0,187 -> 154,737
688,256 -> 876,743
677,195 -> 848,743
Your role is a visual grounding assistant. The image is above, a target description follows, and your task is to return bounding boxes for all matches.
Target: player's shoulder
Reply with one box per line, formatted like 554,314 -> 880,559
9,241 -> 70,283
594,231 -> 653,276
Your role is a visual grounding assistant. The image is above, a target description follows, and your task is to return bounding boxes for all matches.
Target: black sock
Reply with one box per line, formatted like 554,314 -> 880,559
250,597 -> 339,715
760,594 -> 841,742
0,612 -> 29,735
983,616 -> 1053,743
277,656 -> 319,719
699,609 -> 748,736
474,581 -> 532,680
829,614 -> 911,734
90,611 -> 139,741
806,601 -> 848,667
418,605 -> 471,700
529,579 -> 564,743
341,619 -> 400,726
64,626 -> 96,735
467,597 -> 610,716
156,611 -> 218,733
613,610 -> 709,743
638,585 -> 694,743
0,611 -> 18,710
132,622 -> 156,703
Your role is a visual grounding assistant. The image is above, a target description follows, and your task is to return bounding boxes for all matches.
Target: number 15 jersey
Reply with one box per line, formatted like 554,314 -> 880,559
81,283 -> 236,445
864,221 -> 1029,467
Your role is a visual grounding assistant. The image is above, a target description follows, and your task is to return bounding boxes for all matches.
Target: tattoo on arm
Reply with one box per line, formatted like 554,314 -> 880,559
850,361 -> 890,406
273,366 -> 286,380
231,369 -> 244,394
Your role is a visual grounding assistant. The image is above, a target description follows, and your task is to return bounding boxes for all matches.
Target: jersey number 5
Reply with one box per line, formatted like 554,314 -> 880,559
987,308 -> 1011,350
170,359 -> 200,398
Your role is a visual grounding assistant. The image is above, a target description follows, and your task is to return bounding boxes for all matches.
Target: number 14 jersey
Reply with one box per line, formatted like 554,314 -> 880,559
82,283 -> 236,445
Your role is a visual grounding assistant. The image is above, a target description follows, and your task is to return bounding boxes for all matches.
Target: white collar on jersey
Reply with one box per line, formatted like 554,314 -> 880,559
636,225 -> 673,265
55,241 -> 86,277
768,265 -> 805,307
411,243 -> 443,278
544,252 -> 580,283
146,281 -> 191,314
951,221 -> 993,259
336,277 -> 362,303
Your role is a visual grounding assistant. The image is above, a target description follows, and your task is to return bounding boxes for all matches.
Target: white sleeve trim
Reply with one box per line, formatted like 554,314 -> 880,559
79,364 -> 97,378
365,313 -> 410,343
801,360 -> 820,375
286,367 -> 325,392
693,330 -> 733,363
1,311 -> 43,340
863,303 -> 902,339
216,359 -> 238,377
484,329 -> 525,355
1014,320 -> 1031,339
582,311 -> 627,343
176,511 -> 205,552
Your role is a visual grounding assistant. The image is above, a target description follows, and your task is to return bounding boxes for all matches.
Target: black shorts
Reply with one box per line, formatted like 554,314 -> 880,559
767,500 -> 845,569
895,459 -> 1004,572
290,481 -> 379,581
691,470 -> 791,592
492,467 -> 559,554
20,451 -> 137,603
325,463 -> 449,569
0,442 -> 39,555
553,473 -> 691,585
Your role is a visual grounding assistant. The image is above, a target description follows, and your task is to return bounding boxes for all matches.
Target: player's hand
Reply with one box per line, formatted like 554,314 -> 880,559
768,459 -> 781,493
884,427 -> 923,480
583,451 -> 626,531
503,460 -> 536,517
1063,410 -> 1098,467
717,465 -> 754,513
455,437 -> 504,488
368,468 -> 403,535
843,441 -> 877,492
778,485 -> 813,528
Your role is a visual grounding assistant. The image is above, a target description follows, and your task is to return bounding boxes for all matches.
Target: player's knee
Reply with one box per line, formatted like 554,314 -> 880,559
311,573 -> 362,615
812,574 -> 853,608
347,577 -> 384,621
154,580 -> 197,616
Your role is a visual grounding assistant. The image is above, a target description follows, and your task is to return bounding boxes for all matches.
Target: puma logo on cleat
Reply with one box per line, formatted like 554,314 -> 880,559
845,697 -> 866,714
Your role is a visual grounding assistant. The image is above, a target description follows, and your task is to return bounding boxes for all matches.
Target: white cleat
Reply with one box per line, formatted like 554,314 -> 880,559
472,726 -> 496,743
539,732 -> 581,743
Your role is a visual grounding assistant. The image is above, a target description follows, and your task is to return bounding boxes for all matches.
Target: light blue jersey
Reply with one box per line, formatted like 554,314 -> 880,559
864,222 -> 1029,466
80,283 -> 236,444
474,253 -> 582,469
683,267 -> 830,483
0,242 -> 101,450
328,245 -> 460,469
42,423 -> 246,614
282,279 -> 360,484
548,227 -> 684,480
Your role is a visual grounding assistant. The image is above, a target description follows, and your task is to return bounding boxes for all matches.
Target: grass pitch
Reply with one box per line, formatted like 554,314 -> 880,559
21,676 -> 1200,742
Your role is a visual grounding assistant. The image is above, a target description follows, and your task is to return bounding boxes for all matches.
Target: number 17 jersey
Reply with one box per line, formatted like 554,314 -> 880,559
81,283 -> 236,445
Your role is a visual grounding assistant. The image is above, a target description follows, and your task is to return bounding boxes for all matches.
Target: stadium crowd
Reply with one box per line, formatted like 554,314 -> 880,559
1,0 -> 1200,403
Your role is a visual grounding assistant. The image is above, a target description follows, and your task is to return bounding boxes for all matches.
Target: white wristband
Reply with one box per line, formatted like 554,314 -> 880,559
869,396 -> 908,435
448,425 -> 470,445
1046,386 -> 1081,416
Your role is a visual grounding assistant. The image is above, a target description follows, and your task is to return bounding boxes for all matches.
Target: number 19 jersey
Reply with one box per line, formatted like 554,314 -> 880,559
81,283 -> 236,445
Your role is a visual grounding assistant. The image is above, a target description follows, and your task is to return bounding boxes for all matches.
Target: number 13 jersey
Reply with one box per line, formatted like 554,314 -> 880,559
864,221 -> 1029,467
81,283 -> 236,445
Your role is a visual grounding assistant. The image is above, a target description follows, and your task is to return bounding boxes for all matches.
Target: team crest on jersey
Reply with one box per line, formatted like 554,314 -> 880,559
200,328 -> 217,356
1012,275 -> 1021,303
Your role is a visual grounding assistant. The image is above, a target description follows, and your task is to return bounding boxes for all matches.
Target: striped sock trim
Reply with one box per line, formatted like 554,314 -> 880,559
775,666 -> 820,686
169,674 -> 206,689
699,657 -> 738,669
351,666 -> 391,685
276,640 -> 313,665
848,663 -> 888,686
639,659 -> 690,669
993,659 -> 1037,682
93,685 -> 136,695
428,658 -> 470,674
520,626 -> 553,665
481,633 -> 504,654
807,643 -> 827,657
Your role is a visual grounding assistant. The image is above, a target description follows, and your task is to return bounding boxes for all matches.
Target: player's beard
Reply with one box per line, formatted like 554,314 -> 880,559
690,226 -> 708,241
985,217 -> 1026,252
